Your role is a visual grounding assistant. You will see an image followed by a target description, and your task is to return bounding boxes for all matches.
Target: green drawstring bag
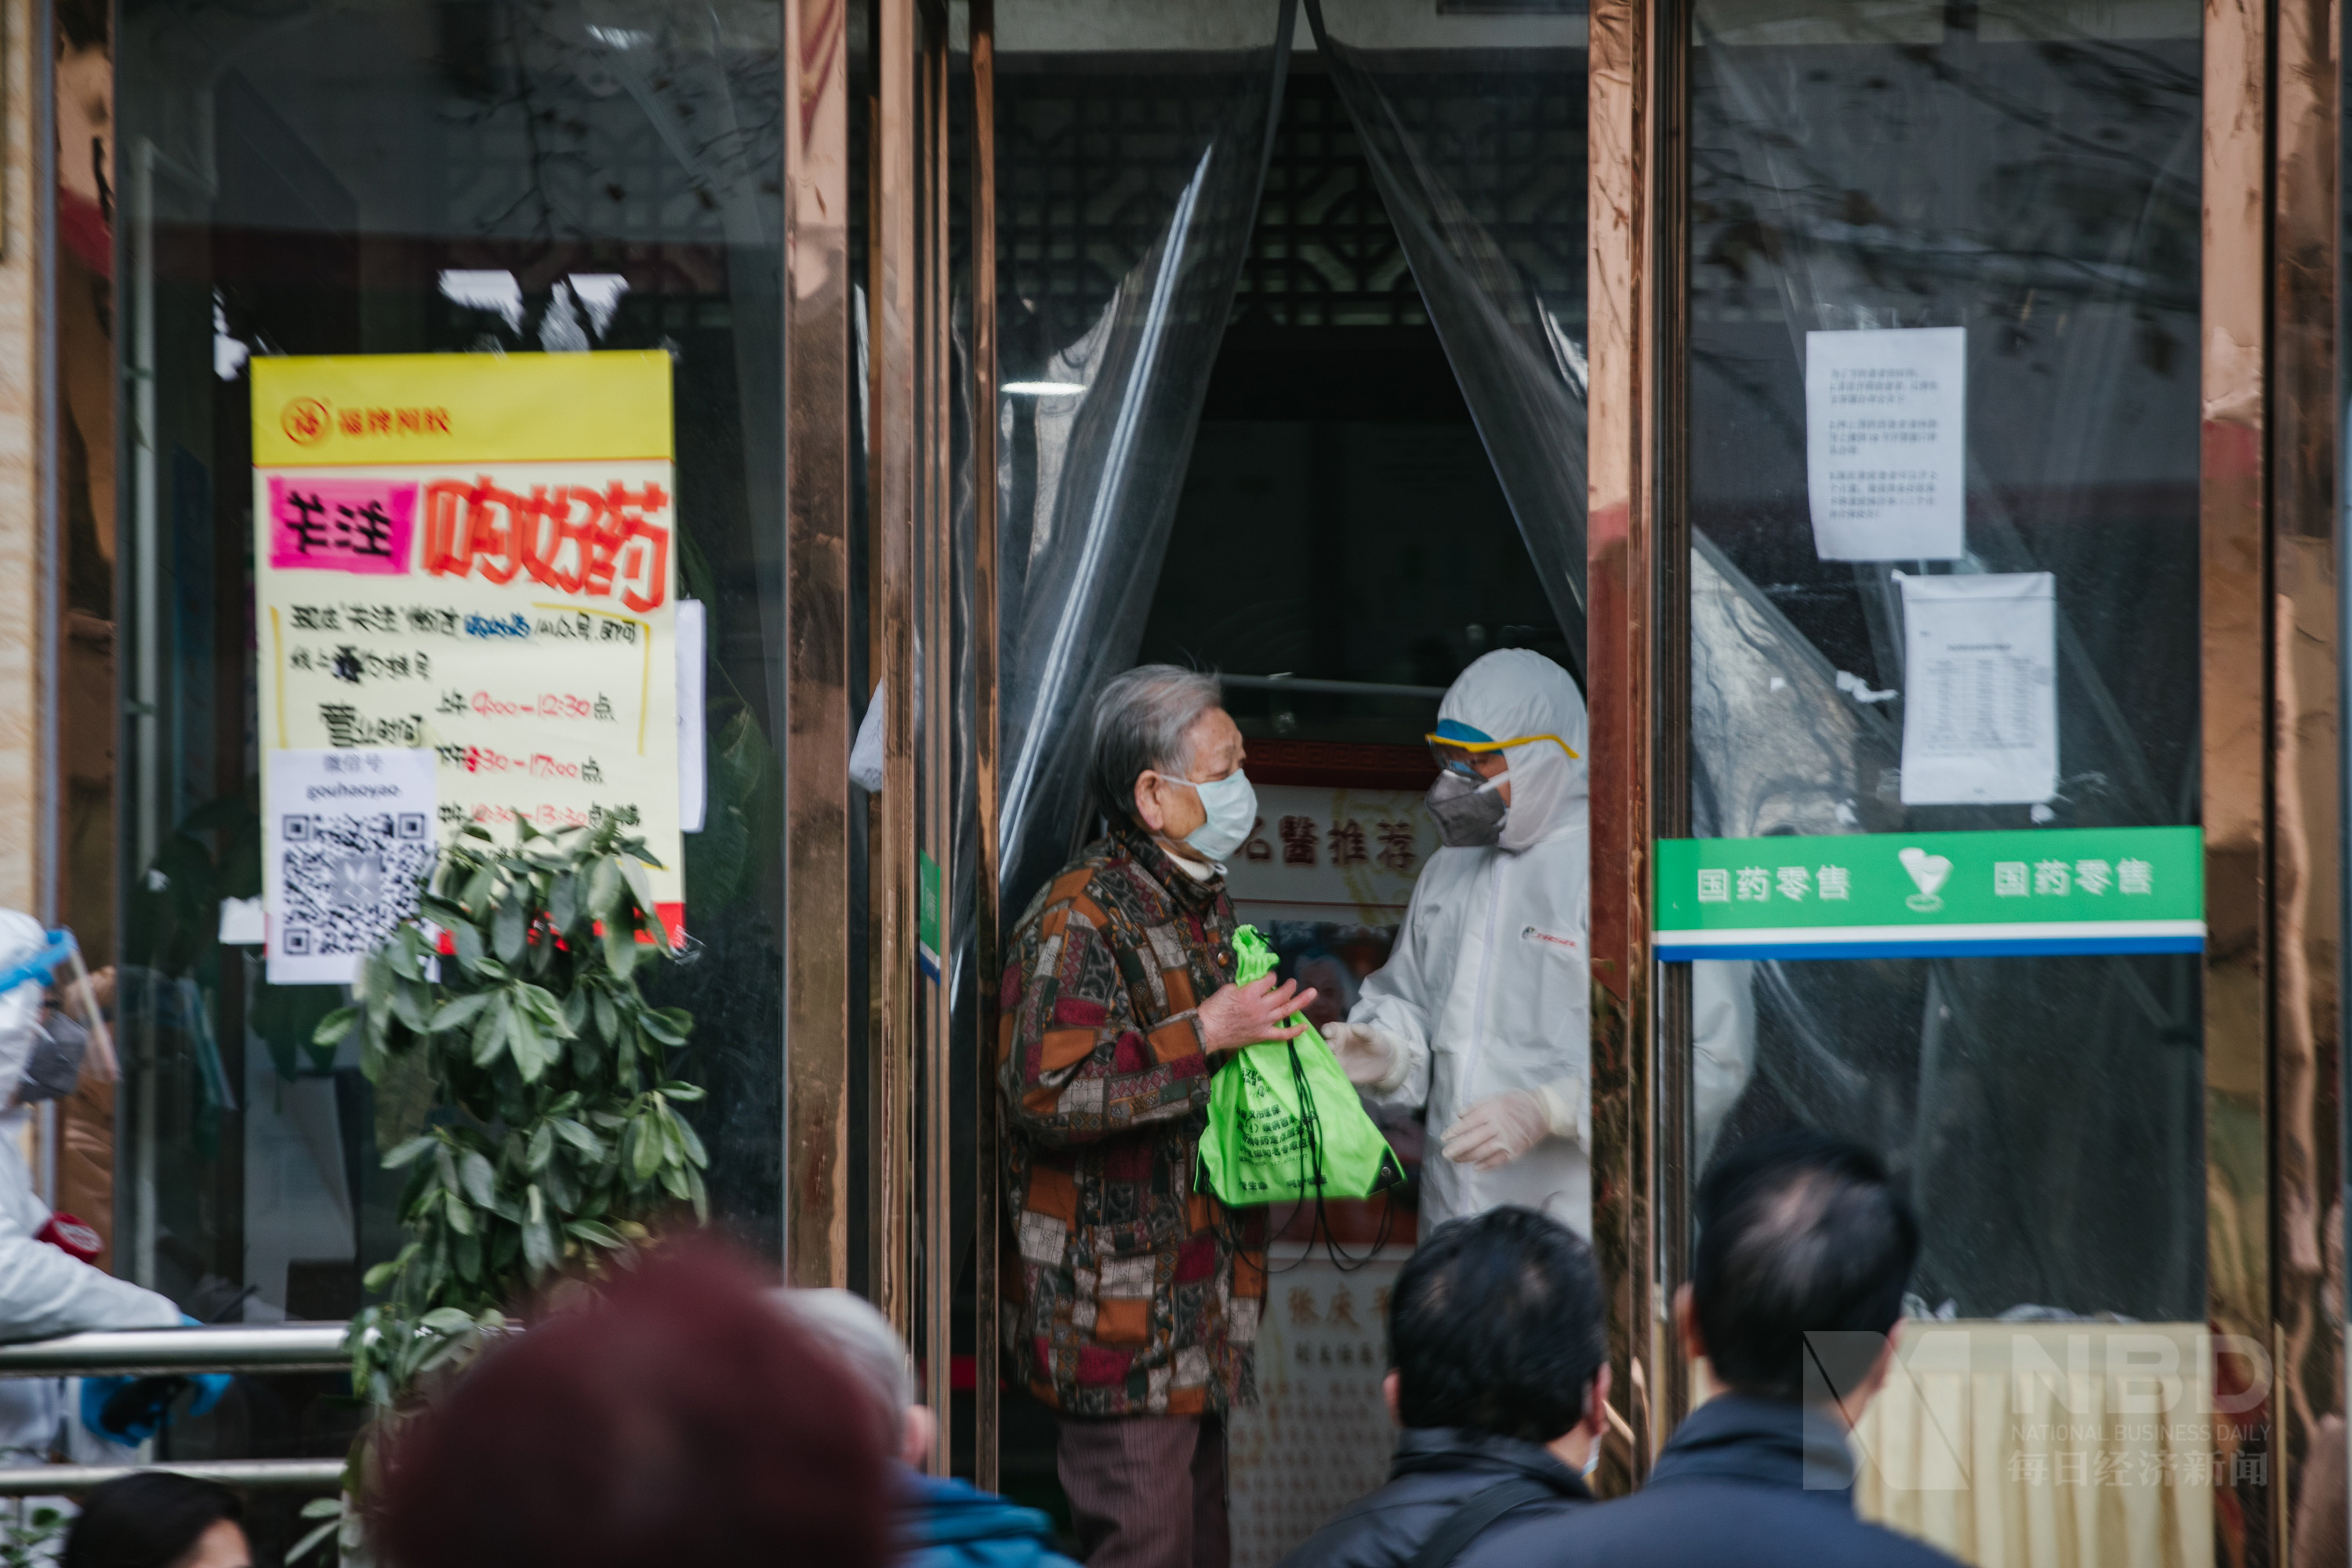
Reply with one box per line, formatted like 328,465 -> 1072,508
1198,925 -> 1406,1207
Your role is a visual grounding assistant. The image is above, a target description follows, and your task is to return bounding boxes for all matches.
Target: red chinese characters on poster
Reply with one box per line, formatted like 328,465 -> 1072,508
253,353 -> 684,942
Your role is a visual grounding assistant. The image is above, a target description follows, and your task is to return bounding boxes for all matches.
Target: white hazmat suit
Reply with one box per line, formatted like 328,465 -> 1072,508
1327,652 -> 1597,1235
1327,655 -> 1761,1237
0,913 -> 178,1462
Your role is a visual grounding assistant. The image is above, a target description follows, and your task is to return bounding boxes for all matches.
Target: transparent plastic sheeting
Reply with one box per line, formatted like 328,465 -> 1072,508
1687,2 -> 2204,1319
993,0 -> 1300,917
1303,0 -> 1591,672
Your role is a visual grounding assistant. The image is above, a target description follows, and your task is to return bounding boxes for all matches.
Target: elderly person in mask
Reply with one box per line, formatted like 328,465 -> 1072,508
1000,665 -> 1316,1568
1321,652 -> 1595,1236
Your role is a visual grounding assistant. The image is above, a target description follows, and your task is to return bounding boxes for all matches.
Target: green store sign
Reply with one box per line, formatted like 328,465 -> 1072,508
1654,827 -> 2203,961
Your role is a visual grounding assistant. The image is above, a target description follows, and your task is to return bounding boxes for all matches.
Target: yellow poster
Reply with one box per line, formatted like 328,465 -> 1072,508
252,352 -> 684,944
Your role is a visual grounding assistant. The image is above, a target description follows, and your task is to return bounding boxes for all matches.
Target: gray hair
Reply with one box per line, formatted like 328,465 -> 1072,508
1088,664 -> 1224,825
774,1287 -> 913,1451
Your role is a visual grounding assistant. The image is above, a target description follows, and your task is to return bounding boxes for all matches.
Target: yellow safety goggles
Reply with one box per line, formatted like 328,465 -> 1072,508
1425,731 -> 1581,779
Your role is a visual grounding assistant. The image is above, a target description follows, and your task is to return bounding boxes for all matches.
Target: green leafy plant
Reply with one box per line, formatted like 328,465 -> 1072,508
1,1502 -> 66,1568
314,814 -> 705,1415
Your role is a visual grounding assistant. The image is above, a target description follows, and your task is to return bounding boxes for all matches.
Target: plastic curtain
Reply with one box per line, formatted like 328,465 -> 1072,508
995,4 -> 1299,916
1688,3 -> 2204,1319
1301,1 -> 1588,668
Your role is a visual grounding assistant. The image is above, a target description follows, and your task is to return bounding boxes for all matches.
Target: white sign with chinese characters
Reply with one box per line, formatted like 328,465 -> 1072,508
1806,326 -> 1968,561
1227,1254 -> 1408,1568
1896,571 -> 2059,805
1223,785 -> 1436,927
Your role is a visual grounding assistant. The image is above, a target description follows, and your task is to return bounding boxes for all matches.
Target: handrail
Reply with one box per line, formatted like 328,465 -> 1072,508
1220,673 -> 1449,700
0,1324 -> 349,1377
0,1459 -> 343,1495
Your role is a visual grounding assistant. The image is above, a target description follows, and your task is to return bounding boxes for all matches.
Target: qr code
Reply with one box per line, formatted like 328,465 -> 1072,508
279,811 -> 435,959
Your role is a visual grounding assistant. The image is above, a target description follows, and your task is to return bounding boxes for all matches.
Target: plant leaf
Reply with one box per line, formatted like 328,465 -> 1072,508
628,1115 -> 663,1184
470,998 -> 507,1067
510,1001 -> 547,1084
382,1135 -> 436,1171
602,916 -> 639,981
619,857 -> 655,917
550,873 -> 579,933
430,992 -> 492,1033
670,1113 -> 709,1170
493,891 -> 526,964
312,1006 -> 361,1048
589,857 -> 623,920
526,1123 -> 554,1173
459,1149 -> 498,1209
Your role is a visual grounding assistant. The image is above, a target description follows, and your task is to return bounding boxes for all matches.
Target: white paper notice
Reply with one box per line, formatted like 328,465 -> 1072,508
1806,326 -> 1967,561
264,748 -> 438,985
1896,572 -> 2057,806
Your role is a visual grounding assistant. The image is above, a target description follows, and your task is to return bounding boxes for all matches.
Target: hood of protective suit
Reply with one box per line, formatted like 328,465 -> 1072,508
0,912 -> 48,1109
1436,650 -> 1588,852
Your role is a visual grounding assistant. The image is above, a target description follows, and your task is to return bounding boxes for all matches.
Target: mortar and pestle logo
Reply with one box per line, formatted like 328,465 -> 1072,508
1898,847 -> 1951,913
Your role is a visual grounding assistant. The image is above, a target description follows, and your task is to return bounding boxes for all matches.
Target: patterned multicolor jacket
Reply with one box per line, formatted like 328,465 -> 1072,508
998,823 -> 1265,1417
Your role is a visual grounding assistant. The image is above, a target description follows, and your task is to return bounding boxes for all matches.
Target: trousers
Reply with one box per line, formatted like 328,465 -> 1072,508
1056,1413 -> 1229,1568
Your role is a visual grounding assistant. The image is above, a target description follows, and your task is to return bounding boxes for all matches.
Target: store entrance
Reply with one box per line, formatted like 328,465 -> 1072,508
989,18 -> 1590,1559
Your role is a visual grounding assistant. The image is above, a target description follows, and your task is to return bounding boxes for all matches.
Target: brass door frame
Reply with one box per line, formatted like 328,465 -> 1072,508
782,0 -> 857,1289
971,0 -> 1004,1496
1587,0 -> 1664,1490
2263,0 -> 2343,1556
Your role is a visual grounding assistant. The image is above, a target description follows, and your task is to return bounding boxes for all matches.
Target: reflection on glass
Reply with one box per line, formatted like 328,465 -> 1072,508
112,0 -> 789,1375
1687,1 -> 2204,1320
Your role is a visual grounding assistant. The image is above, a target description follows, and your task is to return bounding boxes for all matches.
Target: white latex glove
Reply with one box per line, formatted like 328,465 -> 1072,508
1321,1022 -> 1405,1091
1440,1087 -> 1565,1171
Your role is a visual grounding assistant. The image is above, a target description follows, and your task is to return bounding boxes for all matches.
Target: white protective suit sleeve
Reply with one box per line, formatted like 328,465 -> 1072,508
0,1134 -> 180,1341
1347,881 -> 1439,1110
0,916 -> 181,1342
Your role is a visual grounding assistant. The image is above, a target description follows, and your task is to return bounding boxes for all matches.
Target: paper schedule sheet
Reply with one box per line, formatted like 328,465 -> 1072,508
1896,571 -> 2058,806
1806,326 -> 1967,561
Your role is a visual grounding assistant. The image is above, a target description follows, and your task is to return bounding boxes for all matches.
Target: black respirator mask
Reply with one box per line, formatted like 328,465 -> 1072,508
1425,769 -> 1508,848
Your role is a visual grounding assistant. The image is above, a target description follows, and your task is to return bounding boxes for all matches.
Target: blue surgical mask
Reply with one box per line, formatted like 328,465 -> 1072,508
1177,769 -> 1258,865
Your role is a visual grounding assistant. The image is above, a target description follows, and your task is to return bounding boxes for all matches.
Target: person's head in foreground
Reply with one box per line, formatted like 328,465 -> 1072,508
1685,1127 -> 1920,1425
372,1242 -> 891,1568
780,1285 -> 935,1468
1088,664 -> 1252,866
63,1472 -> 248,1568
780,1286 -> 1076,1568
1389,1205 -> 1612,1471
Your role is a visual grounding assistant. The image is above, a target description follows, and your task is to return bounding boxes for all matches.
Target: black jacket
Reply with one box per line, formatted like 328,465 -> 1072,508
1455,1394 -> 1962,1568
1276,1427 -> 1593,1568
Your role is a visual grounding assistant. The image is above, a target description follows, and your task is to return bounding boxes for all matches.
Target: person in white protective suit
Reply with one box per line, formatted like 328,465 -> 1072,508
0,912 -> 180,1467
1322,652 -> 1757,1236
1322,651 -> 1599,1235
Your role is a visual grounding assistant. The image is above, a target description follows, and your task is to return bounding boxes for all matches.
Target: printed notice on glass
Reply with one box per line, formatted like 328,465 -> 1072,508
264,748 -> 438,985
252,351 -> 685,946
1896,572 -> 2057,806
1806,326 -> 1967,561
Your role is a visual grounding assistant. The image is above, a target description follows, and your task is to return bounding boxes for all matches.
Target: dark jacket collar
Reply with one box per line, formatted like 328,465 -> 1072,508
1111,822 -> 1226,914
1647,1394 -> 1857,1502
1388,1426 -> 1594,1501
